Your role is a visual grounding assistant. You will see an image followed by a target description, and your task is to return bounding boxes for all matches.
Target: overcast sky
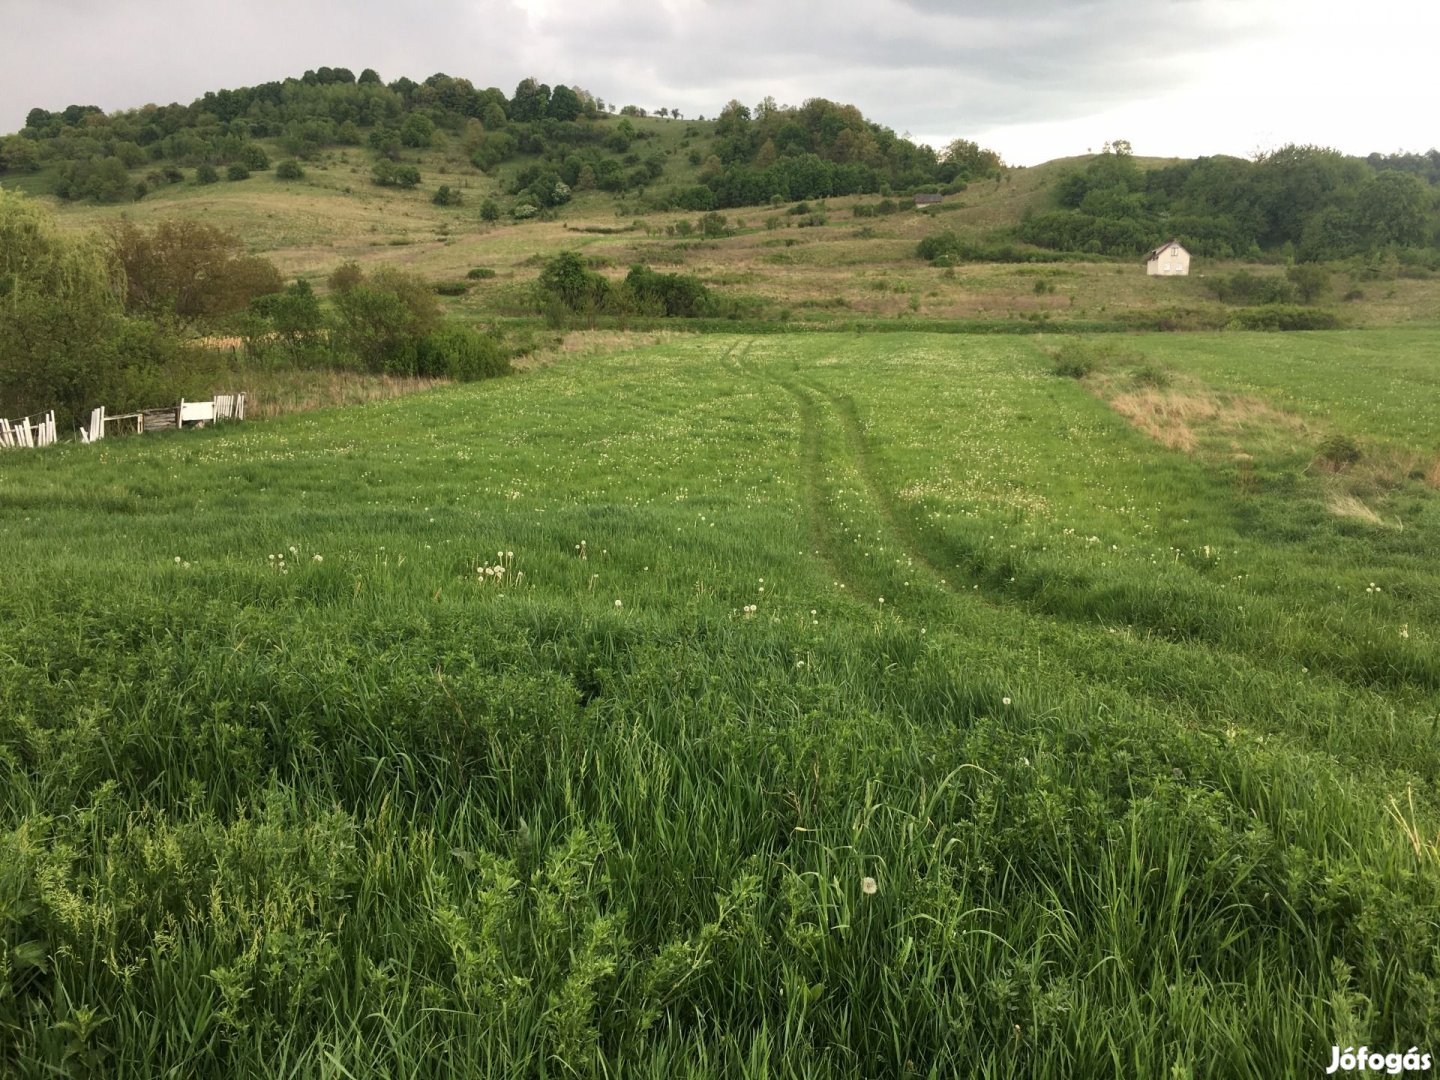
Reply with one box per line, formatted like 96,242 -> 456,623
2,0 -> 1435,165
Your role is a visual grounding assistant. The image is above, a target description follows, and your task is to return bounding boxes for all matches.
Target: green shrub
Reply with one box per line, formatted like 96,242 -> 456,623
432,280 -> 472,297
194,163 -> 219,184
275,160 -> 305,181
226,163 -> 251,181
1051,343 -> 1099,378
1316,433 -> 1362,468
624,265 -> 714,317
1206,271 -> 1296,305
1228,305 -> 1342,331
466,267 -> 497,280
416,325 -> 514,381
1131,363 -> 1171,388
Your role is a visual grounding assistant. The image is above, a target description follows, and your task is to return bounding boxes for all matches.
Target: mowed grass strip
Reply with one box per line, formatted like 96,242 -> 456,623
2,332 -> 1439,1077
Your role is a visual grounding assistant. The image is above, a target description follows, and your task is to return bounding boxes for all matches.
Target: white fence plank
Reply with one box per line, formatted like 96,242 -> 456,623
180,400 -> 215,424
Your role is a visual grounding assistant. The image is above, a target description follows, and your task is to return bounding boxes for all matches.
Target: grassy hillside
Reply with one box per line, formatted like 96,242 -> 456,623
10,137 -> 1435,336
4,330 -> 1440,1075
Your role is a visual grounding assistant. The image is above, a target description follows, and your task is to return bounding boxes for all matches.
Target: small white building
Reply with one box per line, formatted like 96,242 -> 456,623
1146,239 -> 1190,276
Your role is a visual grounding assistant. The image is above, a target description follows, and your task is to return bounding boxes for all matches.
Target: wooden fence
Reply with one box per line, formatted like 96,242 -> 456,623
0,412 -> 57,449
83,394 -> 246,443
2,395 -> 245,451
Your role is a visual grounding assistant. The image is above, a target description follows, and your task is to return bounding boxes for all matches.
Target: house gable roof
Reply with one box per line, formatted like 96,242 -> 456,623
1146,238 -> 1187,261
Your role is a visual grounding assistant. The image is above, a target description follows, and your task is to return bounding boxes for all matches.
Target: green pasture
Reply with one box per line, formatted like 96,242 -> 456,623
3,330 -> 1440,1077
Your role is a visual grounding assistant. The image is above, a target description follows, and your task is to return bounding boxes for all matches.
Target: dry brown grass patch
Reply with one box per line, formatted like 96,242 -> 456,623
1103,377 -> 1308,455
513,330 -> 684,372
207,369 -> 450,420
1326,491 -> 1393,527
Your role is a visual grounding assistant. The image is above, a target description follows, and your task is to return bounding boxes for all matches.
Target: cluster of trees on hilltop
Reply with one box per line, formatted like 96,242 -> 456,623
666,97 -> 1003,211
0,69 -> 642,204
1,69 -> 1005,215
1018,142 -> 1440,263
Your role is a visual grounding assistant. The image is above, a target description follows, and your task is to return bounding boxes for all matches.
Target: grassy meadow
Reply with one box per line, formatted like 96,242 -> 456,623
4,329 -> 1440,1076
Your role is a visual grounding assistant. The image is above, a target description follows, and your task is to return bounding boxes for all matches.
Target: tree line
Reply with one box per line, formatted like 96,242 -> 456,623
1016,143 -> 1440,263
0,190 -> 514,428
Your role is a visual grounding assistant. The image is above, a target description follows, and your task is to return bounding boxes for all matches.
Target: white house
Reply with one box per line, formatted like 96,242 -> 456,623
1146,239 -> 1190,276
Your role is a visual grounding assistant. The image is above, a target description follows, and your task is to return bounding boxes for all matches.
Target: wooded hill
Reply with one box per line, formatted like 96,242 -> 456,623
0,67 -> 1001,215
1014,141 -> 1440,264
2,68 -> 1437,268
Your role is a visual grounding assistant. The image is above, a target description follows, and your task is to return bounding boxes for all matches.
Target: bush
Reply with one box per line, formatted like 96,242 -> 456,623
248,279 -> 327,365
432,281 -> 471,296
327,261 -> 364,294
415,325 -> 513,381
226,163 -> 251,181
466,267 -> 497,280
1316,433 -> 1362,469
1206,270 -> 1296,305
1228,305 -> 1342,331
536,251 -> 612,314
372,161 -> 421,188
1286,264 -> 1331,304
432,185 -> 463,207
241,144 -> 270,171
1051,343 -> 1099,378
330,267 -> 442,373
275,160 -> 305,181
194,163 -> 219,184
624,264 -> 714,317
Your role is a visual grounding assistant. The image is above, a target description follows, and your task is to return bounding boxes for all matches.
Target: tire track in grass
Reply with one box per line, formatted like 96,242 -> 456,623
764,366 -> 866,602
743,348 -> 959,620
748,348 -> 1440,778
804,380 -> 959,592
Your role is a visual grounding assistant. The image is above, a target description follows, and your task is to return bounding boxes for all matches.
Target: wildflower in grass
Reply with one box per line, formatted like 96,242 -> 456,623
173,556 -> 181,564
861,877 -> 878,895
1002,696 -> 1011,706
614,599 -> 623,608
878,597 -> 885,605
1401,625 -> 1410,639
313,554 -> 323,563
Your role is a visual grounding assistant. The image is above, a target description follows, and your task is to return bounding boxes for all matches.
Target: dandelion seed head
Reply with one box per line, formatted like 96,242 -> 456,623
861,877 -> 878,895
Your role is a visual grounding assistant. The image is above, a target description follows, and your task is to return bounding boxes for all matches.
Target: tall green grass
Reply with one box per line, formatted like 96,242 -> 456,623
3,332 -> 1440,1076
